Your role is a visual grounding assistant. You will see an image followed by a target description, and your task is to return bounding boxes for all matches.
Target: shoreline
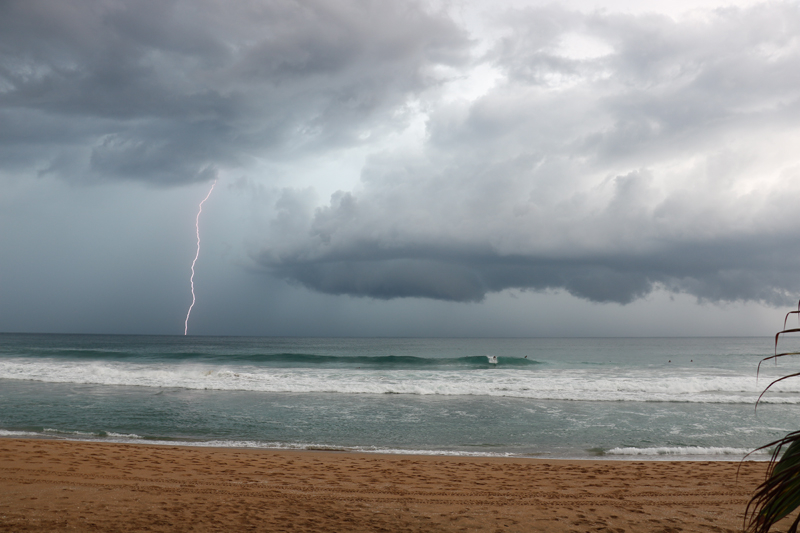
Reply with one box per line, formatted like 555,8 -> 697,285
0,433 -> 771,462
0,438 -> 769,532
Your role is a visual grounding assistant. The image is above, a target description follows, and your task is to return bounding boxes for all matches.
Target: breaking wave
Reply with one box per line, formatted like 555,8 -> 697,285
1,356 -> 798,403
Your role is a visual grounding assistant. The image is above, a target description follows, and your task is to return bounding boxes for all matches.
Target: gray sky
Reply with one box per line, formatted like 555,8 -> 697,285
1,0 -> 798,336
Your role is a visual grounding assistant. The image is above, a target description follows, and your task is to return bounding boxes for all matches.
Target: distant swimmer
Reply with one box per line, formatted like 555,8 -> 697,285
487,355 -> 498,364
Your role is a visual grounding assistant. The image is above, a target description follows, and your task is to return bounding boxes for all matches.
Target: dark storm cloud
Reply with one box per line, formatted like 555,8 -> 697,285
0,0 -> 469,184
272,251 -> 798,305
260,183 -> 800,305
257,2 -> 800,306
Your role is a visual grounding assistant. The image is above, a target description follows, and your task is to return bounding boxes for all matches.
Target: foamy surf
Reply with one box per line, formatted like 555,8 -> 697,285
0,429 -> 527,457
0,428 -> 773,461
1,357 -> 798,403
604,446 -> 771,460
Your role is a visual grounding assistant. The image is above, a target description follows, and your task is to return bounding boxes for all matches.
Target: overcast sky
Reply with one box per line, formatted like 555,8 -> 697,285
1,0 -> 799,336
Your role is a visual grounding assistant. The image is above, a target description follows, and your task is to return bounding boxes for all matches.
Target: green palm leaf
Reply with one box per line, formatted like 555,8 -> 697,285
746,432 -> 800,532
746,300 -> 800,533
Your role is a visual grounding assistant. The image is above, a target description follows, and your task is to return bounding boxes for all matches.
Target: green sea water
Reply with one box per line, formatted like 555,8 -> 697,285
1,334 -> 799,459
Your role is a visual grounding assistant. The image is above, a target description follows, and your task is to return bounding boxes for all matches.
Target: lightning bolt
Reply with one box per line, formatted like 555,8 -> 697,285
184,179 -> 217,335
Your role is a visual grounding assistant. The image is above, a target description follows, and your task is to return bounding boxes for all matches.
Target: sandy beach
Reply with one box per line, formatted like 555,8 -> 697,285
0,438 -> 771,532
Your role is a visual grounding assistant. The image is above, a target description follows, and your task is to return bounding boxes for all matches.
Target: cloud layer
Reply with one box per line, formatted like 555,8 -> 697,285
257,2 -> 800,305
3,0 -> 799,311
0,0 -> 468,184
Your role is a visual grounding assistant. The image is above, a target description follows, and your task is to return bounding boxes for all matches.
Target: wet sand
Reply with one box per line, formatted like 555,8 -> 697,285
0,438 -> 768,532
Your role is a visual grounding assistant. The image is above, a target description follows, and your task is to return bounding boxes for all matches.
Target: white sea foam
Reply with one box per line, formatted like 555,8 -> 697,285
182,441 -> 521,457
0,429 -> 41,437
0,429 -> 771,460
0,429 -> 526,457
43,428 -> 97,436
105,432 -> 143,439
605,446 -> 769,457
1,357 -> 798,403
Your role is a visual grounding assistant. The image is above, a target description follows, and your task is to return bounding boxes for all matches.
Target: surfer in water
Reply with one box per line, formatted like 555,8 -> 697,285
487,355 -> 498,364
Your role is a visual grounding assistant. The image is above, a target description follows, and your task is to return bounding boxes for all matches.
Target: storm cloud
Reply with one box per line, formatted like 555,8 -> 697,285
2,0 -> 800,335
256,2 -> 800,306
0,0 -> 469,184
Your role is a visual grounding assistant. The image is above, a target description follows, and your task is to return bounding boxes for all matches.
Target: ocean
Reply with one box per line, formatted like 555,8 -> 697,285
1,334 -> 799,461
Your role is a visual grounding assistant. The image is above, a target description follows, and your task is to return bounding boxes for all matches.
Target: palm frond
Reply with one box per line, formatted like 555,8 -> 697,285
758,351 -> 800,380
784,307 -> 800,331
756,372 -> 800,411
745,299 -> 800,532
755,301 -> 800,379
746,431 -> 800,533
